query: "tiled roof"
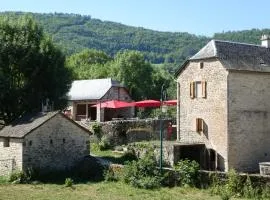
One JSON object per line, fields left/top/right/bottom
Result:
{"left": 67, "top": 78, "right": 124, "bottom": 101}
{"left": 0, "top": 111, "right": 59, "bottom": 138}
{"left": 176, "top": 39, "right": 270, "bottom": 75}
{"left": 191, "top": 40, "right": 270, "bottom": 72}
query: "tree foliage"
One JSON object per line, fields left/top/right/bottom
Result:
{"left": 66, "top": 49, "right": 174, "bottom": 101}
{"left": 0, "top": 12, "right": 209, "bottom": 72}
{"left": 110, "top": 51, "right": 154, "bottom": 100}
{"left": 66, "top": 49, "right": 112, "bottom": 79}
{"left": 0, "top": 15, "right": 72, "bottom": 123}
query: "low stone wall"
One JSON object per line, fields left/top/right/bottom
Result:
{"left": 127, "top": 142, "right": 181, "bottom": 167}
{"left": 199, "top": 170, "right": 270, "bottom": 188}
{"left": 99, "top": 119, "right": 174, "bottom": 146}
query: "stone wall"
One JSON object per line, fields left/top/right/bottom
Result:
{"left": 0, "top": 138, "right": 23, "bottom": 175}
{"left": 128, "top": 142, "right": 176, "bottom": 167}
{"left": 228, "top": 71, "right": 270, "bottom": 172}
{"left": 98, "top": 119, "right": 173, "bottom": 146}
{"left": 23, "top": 114, "right": 90, "bottom": 172}
{"left": 177, "top": 59, "right": 229, "bottom": 171}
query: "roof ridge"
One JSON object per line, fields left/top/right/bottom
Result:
{"left": 212, "top": 39, "right": 262, "bottom": 48}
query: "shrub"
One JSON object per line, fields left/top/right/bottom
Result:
{"left": 174, "top": 159, "right": 200, "bottom": 187}
{"left": 104, "top": 165, "right": 123, "bottom": 182}
{"left": 261, "top": 184, "right": 270, "bottom": 199}
{"left": 121, "top": 150, "right": 137, "bottom": 163}
{"left": 161, "top": 170, "right": 178, "bottom": 187}
{"left": 122, "top": 149, "right": 161, "bottom": 189}
{"left": 8, "top": 170, "right": 31, "bottom": 183}
{"left": 91, "top": 123, "right": 102, "bottom": 140}
{"left": 64, "top": 178, "right": 73, "bottom": 187}
{"left": 224, "top": 169, "right": 242, "bottom": 197}
{"left": 91, "top": 142, "right": 101, "bottom": 152}
{"left": 209, "top": 173, "right": 223, "bottom": 195}
{"left": 99, "top": 135, "right": 112, "bottom": 150}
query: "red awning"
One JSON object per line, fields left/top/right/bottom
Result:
{"left": 92, "top": 100, "right": 135, "bottom": 109}
{"left": 164, "top": 100, "right": 177, "bottom": 106}
{"left": 135, "top": 100, "right": 161, "bottom": 108}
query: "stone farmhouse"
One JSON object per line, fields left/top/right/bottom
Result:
{"left": 0, "top": 111, "right": 91, "bottom": 175}
{"left": 175, "top": 35, "right": 270, "bottom": 172}
{"left": 68, "top": 78, "right": 134, "bottom": 122}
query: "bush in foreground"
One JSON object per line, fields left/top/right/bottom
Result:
{"left": 174, "top": 159, "right": 200, "bottom": 187}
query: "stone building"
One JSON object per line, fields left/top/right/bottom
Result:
{"left": 175, "top": 36, "right": 270, "bottom": 172}
{"left": 67, "top": 78, "right": 134, "bottom": 122}
{"left": 0, "top": 111, "right": 91, "bottom": 175}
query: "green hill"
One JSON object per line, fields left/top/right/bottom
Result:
{"left": 1, "top": 12, "right": 269, "bottom": 68}
{"left": 0, "top": 12, "right": 209, "bottom": 66}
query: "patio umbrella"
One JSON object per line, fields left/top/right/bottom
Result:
{"left": 93, "top": 100, "right": 135, "bottom": 109}
{"left": 135, "top": 100, "right": 161, "bottom": 107}
{"left": 163, "top": 100, "right": 177, "bottom": 106}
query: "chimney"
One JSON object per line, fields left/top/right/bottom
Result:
{"left": 261, "top": 35, "right": 270, "bottom": 48}
{"left": 41, "top": 98, "right": 54, "bottom": 112}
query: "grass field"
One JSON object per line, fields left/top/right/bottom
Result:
{"left": 0, "top": 181, "right": 225, "bottom": 200}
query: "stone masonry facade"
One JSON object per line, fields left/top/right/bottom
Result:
{"left": 0, "top": 138, "right": 23, "bottom": 175}
{"left": 23, "top": 114, "right": 90, "bottom": 172}
{"left": 228, "top": 71, "right": 270, "bottom": 172}
{"left": 177, "top": 59, "right": 229, "bottom": 171}
{"left": 0, "top": 113, "right": 90, "bottom": 175}
{"left": 178, "top": 58, "right": 270, "bottom": 172}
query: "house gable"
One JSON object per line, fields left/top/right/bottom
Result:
{"left": 22, "top": 113, "right": 90, "bottom": 171}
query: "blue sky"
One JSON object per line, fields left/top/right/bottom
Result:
{"left": 0, "top": 0, "right": 269, "bottom": 36}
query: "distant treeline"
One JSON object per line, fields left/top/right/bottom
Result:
{"left": 0, "top": 11, "right": 269, "bottom": 71}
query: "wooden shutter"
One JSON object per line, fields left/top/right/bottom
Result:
{"left": 190, "top": 82, "right": 195, "bottom": 99}
{"left": 202, "top": 81, "right": 207, "bottom": 98}
{"left": 196, "top": 118, "right": 203, "bottom": 133}
{"left": 196, "top": 118, "right": 200, "bottom": 132}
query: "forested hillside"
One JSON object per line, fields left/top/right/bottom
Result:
{"left": 0, "top": 12, "right": 209, "bottom": 67}
{"left": 1, "top": 12, "right": 269, "bottom": 68}
{"left": 213, "top": 29, "right": 270, "bottom": 45}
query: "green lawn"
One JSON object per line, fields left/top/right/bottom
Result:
{"left": 0, "top": 181, "right": 227, "bottom": 200}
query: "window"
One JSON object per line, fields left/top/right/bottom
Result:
{"left": 3, "top": 138, "right": 10, "bottom": 147}
{"left": 196, "top": 118, "right": 204, "bottom": 133}
{"left": 50, "top": 139, "right": 53, "bottom": 145}
{"left": 190, "top": 81, "right": 207, "bottom": 99}
{"left": 63, "top": 138, "right": 66, "bottom": 144}
{"left": 29, "top": 141, "right": 32, "bottom": 146}
{"left": 199, "top": 62, "right": 204, "bottom": 69}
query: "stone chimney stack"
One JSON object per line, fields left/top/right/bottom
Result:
{"left": 41, "top": 98, "right": 54, "bottom": 112}
{"left": 261, "top": 35, "right": 270, "bottom": 48}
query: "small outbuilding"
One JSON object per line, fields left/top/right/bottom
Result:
{"left": 0, "top": 111, "right": 91, "bottom": 176}
{"left": 67, "top": 78, "right": 134, "bottom": 122}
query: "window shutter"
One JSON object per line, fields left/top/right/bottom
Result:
{"left": 196, "top": 118, "right": 203, "bottom": 133}
{"left": 202, "top": 81, "right": 207, "bottom": 98}
{"left": 200, "top": 118, "right": 204, "bottom": 132}
{"left": 196, "top": 118, "right": 199, "bottom": 132}
{"left": 190, "top": 82, "right": 195, "bottom": 99}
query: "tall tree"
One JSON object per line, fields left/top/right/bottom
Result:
{"left": 110, "top": 50, "right": 153, "bottom": 100}
{"left": 66, "top": 49, "right": 112, "bottom": 79}
{"left": 0, "top": 15, "right": 72, "bottom": 123}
